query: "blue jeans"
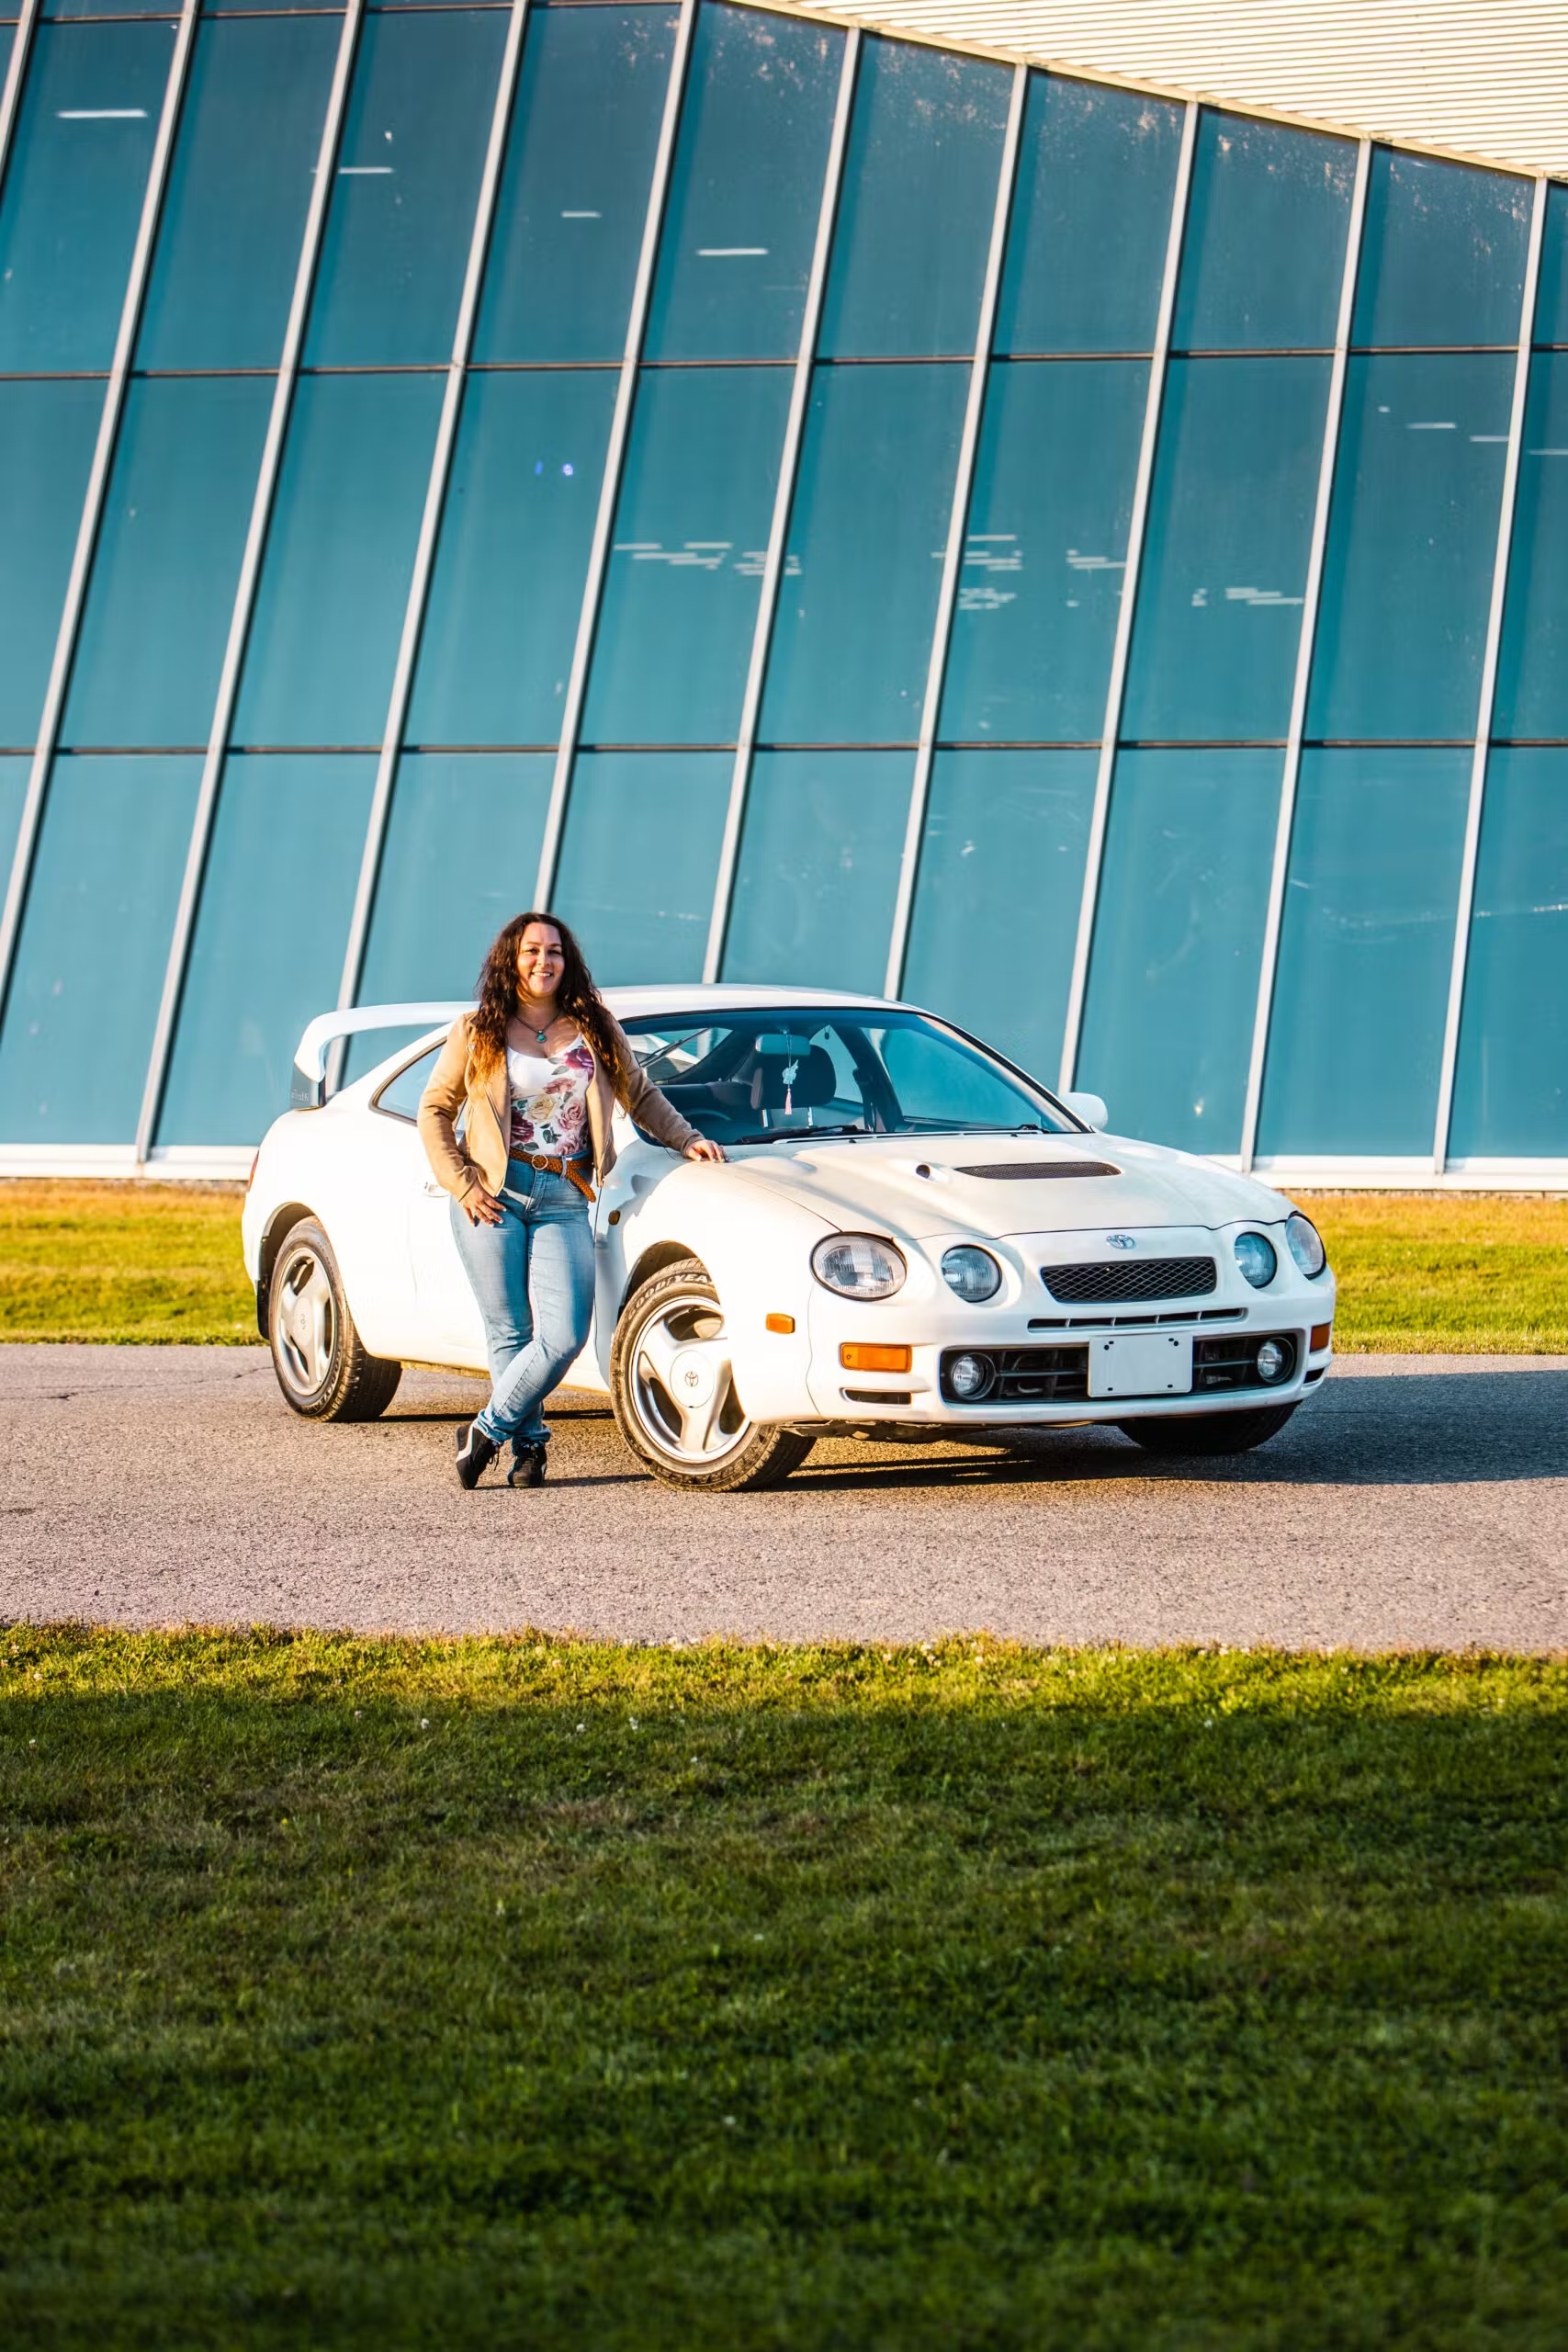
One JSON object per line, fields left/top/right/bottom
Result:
{"left": 450, "top": 1158, "right": 594, "bottom": 1448}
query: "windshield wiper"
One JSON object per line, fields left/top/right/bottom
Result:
{"left": 728, "top": 1123, "right": 871, "bottom": 1146}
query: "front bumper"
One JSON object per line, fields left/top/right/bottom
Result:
{"left": 800, "top": 1250, "right": 1335, "bottom": 1428}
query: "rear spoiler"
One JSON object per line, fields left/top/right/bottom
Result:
{"left": 291, "top": 1002, "right": 472, "bottom": 1108}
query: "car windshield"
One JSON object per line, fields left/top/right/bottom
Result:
{"left": 619, "top": 1007, "right": 1077, "bottom": 1147}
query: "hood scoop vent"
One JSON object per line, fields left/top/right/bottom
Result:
{"left": 955, "top": 1159, "right": 1122, "bottom": 1181}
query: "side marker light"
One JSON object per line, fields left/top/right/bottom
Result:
{"left": 765, "top": 1313, "right": 795, "bottom": 1334}
{"left": 840, "top": 1342, "right": 911, "bottom": 1373}
{"left": 1310, "top": 1322, "right": 1332, "bottom": 1351}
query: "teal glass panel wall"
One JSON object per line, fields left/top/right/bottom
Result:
{"left": 1258, "top": 749, "right": 1471, "bottom": 1157}
{"left": 1353, "top": 150, "right": 1529, "bottom": 350}
{"left": 1122, "top": 356, "right": 1328, "bottom": 742}
{"left": 136, "top": 15, "right": 338, "bottom": 370}
{"left": 996, "top": 74, "right": 1182, "bottom": 355}
{"left": 158, "top": 755, "right": 378, "bottom": 1146}
{"left": 554, "top": 752, "right": 731, "bottom": 984}
{"left": 1537, "top": 183, "right": 1568, "bottom": 345}
{"left": 940, "top": 359, "right": 1146, "bottom": 743}
{"left": 1452, "top": 753, "right": 1568, "bottom": 1159}
{"left": 409, "top": 368, "right": 616, "bottom": 747}
{"left": 643, "top": 3, "right": 840, "bottom": 362}
{"left": 583, "top": 366, "right": 791, "bottom": 743}
{"left": 0, "top": 763, "right": 27, "bottom": 880}
{"left": 0, "top": 756, "right": 198, "bottom": 1142}
{"left": 761, "top": 364, "right": 965, "bottom": 742}
{"left": 817, "top": 37, "right": 1010, "bottom": 358}
{"left": 0, "top": 22, "right": 169, "bottom": 370}
{"left": 1077, "top": 751, "right": 1280, "bottom": 1154}
{"left": 1173, "top": 114, "right": 1355, "bottom": 353}
{"left": 902, "top": 750, "right": 1096, "bottom": 1084}
{"left": 474, "top": 6, "right": 677, "bottom": 364}
{"left": 304, "top": 8, "right": 509, "bottom": 367}
{"left": 233, "top": 373, "right": 443, "bottom": 746}
{"left": 62, "top": 377, "right": 272, "bottom": 748}
{"left": 0, "top": 381, "right": 101, "bottom": 748}
{"left": 0, "top": 5, "right": 1565, "bottom": 1166}
{"left": 1307, "top": 355, "right": 1512, "bottom": 740}
{"left": 723, "top": 750, "right": 912, "bottom": 994}
{"left": 1493, "top": 354, "right": 1568, "bottom": 740}
{"left": 359, "top": 753, "right": 556, "bottom": 1005}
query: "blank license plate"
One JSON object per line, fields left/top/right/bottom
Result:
{"left": 1088, "top": 1331, "right": 1193, "bottom": 1399}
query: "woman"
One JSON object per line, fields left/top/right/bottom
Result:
{"left": 419, "top": 911, "right": 723, "bottom": 1488}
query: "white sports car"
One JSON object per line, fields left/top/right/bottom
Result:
{"left": 242, "top": 986, "right": 1335, "bottom": 1490}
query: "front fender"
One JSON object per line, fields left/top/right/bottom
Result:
{"left": 603, "top": 1158, "right": 837, "bottom": 1423}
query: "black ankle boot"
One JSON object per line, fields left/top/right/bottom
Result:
{"left": 508, "top": 1442, "right": 547, "bottom": 1489}
{"left": 455, "top": 1422, "right": 499, "bottom": 1489}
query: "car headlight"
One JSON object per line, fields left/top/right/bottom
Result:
{"left": 811, "top": 1233, "right": 906, "bottom": 1301}
{"left": 1285, "top": 1212, "right": 1327, "bottom": 1278}
{"left": 941, "top": 1244, "right": 1001, "bottom": 1303}
{"left": 1234, "top": 1231, "right": 1278, "bottom": 1289}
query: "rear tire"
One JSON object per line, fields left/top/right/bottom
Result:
{"left": 610, "top": 1255, "right": 814, "bottom": 1491}
{"left": 267, "top": 1217, "right": 401, "bottom": 1423}
{"left": 1117, "top": 1402, "right": 1296, "bottom": 1456}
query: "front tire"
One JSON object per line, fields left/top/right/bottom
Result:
{"left": 267, "top": 1217, "right": 401, "bottom": 1423}
{"left": 1117, "top": 1402, "right": 1296, "bottom": 1456}
{"left": 610, "top": 1255, "right": 814, "bottom": 1491}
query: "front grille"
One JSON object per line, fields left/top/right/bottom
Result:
{"left": 941, "top": 1346, "right": 1089, "bottom": 1404}
{"left": 1041, "top": 1254, "right": 1216, "bottom": 1305}
{"left": 956, "top": 1159, "right": 1121, "bottom": 1181}
{"left": 1193, "top": 1332, "right": 1297, "bottom": 1393}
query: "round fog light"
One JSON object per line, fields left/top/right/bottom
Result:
{"left": 949, "top": 1351, "right": 994, "bottom": 1400}
{"left": 1255, "top": 1338, "right": 1289, "bottom": 1385}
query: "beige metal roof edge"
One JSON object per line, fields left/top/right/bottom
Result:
{"left": 731, "top": 0, "right": 1563, "bottom": 183}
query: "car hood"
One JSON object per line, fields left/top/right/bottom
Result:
{"left": 724, "top": 1129, "right": 1294, "bottom": 1241}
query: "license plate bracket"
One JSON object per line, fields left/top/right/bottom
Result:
{"left": 1088, "top": 1330, "right": 1193, "bottom": 1398}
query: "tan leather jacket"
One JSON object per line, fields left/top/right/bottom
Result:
{"left": 417, "top": 1010, "right": 699, "bottom": 1206}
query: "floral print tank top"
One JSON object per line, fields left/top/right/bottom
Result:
{"left": 506, "top": 1035, "right": 594, "bottom": 1160}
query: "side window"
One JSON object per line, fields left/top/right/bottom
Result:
{"left": 372, "top": 1041, "right": 441, "bottom": 1124}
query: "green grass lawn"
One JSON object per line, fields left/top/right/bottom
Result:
{"left": 2, "top": 1632, "right": 1563, "bottom": 2348}
{"left": 6, "top": 1178, "right": 1568, "bottom": 1351}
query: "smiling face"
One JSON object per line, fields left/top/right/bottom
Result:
{"left": 515, "top": 921, "right": 565, "bottom": 1005}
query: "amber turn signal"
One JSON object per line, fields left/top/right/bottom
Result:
{"left": 765, "top": 1313, "right": 795, "bottom": 1334}
{"left": 839, "top": 1342, "right": 912, "bottom": 1373}
{"left": 1310, "top": 1322, "right": 1332, "bottom": 1351}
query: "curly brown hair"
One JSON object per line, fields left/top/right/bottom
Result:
{"left": 469, "top": 911, "right": 624, "bottom": 1082}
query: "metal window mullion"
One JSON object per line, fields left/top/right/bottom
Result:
{"left": 332, "top": 0, "right": 530, "bottom": 1055}
{"left": 702, "top": 25, "right": 858, "bottom": 986}
{"left": 0, "top": 0, "right": 198, "bottom": 1046}
{"left": 0, "top": 0, "right": 40, "bottom": 210}
{"left": 1056, "top": 97, "right": 1197, "bottom": 1096}
{"left": 133, "top": 0, "right": 365, "bottom": 1163}
{"left": 1238, "top": 138, "right": 1371, "bottom": 1173}
{"left": 1430, "top": 173, "right": 1549, "bottom": 1175}
{"left": 883, "top": 63, "right": 1025, "bottom": 1004}
{"left": 532, "top": 0, "right": 696, "bottom": 910}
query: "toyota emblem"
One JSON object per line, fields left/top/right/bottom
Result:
{"left": 1107, "top": 1233, "right": 1136, "bottom": 1250}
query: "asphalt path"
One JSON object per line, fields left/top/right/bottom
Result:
{"left": 2, "top": 1345, "right": 1564, "bottom": 1650}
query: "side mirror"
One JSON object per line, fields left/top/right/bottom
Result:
{"left": 1063, "top": 1090, "right": 1108, "bottom": 1131}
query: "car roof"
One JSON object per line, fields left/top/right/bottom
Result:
{"left": 316, "top": 985, "right": 922, "bottom": 1101}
